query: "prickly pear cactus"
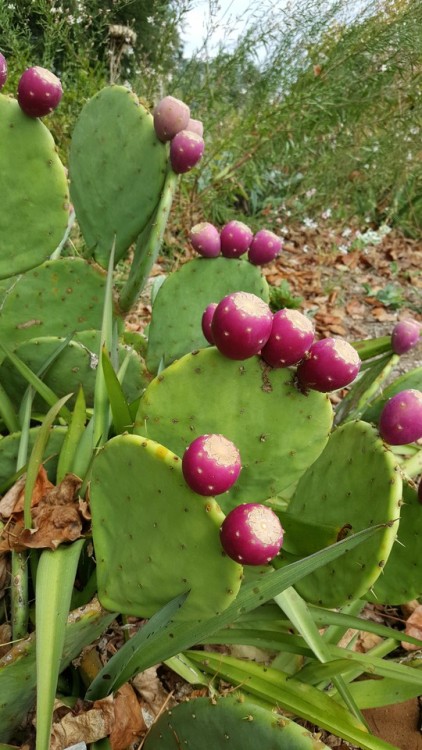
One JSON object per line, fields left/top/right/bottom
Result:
{"left": 0, "top": 598, "right": 115, "bottom": 742}
{"left": 0, "top": 331, "right": 145, "bottom": 409}
{"left": 69, "top": 85, "right": 168, "bottom": 267}
{"left": 136, "top": 349, "right": 333, "bottom": 512}
{"left": 89, "top": 433, "right": 242, "bottom": 621}
{"left": 146, "top": 257, "right": 269, "bottom": 373}
{"left": 283, "top": 420, "right": 402, "bottom": 607}
{"left": 361, "top": 366, "right": 422, "bottom": 424}
{"left": 0, "top": 258, "right": 108, "bottom": 353}
{"left": 0, "top": 94, "right": 69, "bottom": 279}
{"left": 367, "top": 482, "right": 422, "bottom": 604}
{"left": 143, "top": 693, "right": 330, "bottom": 750}
{"left": 0, "top": 426, "right": 67, "bottom": 484}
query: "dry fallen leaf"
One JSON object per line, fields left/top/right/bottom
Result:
{"left": 50, "top": 696, "right": 115, "bottom": 750}
{"left": 401, "top": 604, "right": 422, "bottom": 652}
{"left": 110, "top": 684, "right": 146, "bottom": 750}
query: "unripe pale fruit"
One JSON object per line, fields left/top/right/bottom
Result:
{"left": 220, "top": 220, "right": 253, "bottom": 258}
{"left": 186, "top": 117, "right": 204, "bottom": 137}
{"left": 296, "top": 337, "right": 361, "bottom": 392}
{"left": 153, "top": 95, "right": 190, "bottom": 142}
{"left": 17, "top": 66, "right": 63, "bottom": 117}
{"left": 211, "top": 291, "right": 273, "bottom": 360}
{"left": 261, "top": 309, "right": 315, "bottom": 367}
{"left": 170, "top": 130, "right": 205, "bottom": 174}
{"left": 0, "top": 53, "right": 7, "bottom": 90}
{"left": 182, "top": 434, "right": 241, "bottom": 496}
{"left": 189, "top": 222, "right": 220, "bottom": 258}
{"left": 220, "top": 503, "right": 284, "bottom": 565}
{"left": 379, "top": 389, "right": 422, "bottom": 445}
{"left": 202, "top": 303, "right": 218, "bottom": 344}
{"left": 391, "top": 320, "right": 421, "bottom": 355}
{"left": 248, "top": 229, "right": 283, "bottom": 265}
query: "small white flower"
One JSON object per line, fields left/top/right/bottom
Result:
{"left": 321, "top": 208, "right": 332, "bottom": 219}
{"left": 302, "top": 217, "right": 318, "bottom": 229}
{"left": 338, "top": 244, "right": 349, "bottom": 254}
{"left": 146, "top": 15, "right": 154, "bottom": 23}
{"left": 305, "top": 188, "right": 317, "bottom": 198}
{"left": 341, "top": 227, "right": 352, "bottom": 237}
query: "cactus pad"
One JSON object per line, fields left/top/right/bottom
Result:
{"left": 89, "top": 433, "right": 242, "bottom": 621}
{"left": 0, "top": 94, "right": 69, "bottom": 279}
{"left": 69, "top": 85, "right": 168, "bottom": 267}
{"left": 146, "top": 257, "right": 269, "bottom": 373}
{"left": 0, "top": 426, "right": 67, "bottom": 485}
{"left": 143, "top": 693, "right": 330, "bottom": 750}
{"left": 0, "top": 258, "right": 107, "bottom": 352}
{"left": 136, "top": 349, "right": 333, "bottom": 512}
{"left": 285, "top": 420, "right": 402, "bottom": 607}
{"left": 368, "top": 482, "right": 422, "bottom": 604}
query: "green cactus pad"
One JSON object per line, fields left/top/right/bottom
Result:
{"left": 146, "top": 257, "right": 270, "bottom": 373}
{"left": 0, "top": 258, "right": 107, "bottom": 352}
{"left": 285, "top": 421, "right": 402, "bottom": 607}
{"left": 135, "top": 349, "right": 333, "bottom": 512}
{"left": 0, "top": 331, "right": 145, "bottom": 410}
{"left": 0, "top": 94, "right": 69, "bottom": 280}
{"left": 368, "top": 482, "right": 422, "bottom": 604}
{"left": 90, "top": 433, "right": 242, "bottom": 621}
{"left": 0, "top": 426, "right": 67, "bottom": 485}
{"left": 69, "top": 85, "right": 168, "bottom": 267}
{"left": 143, "top": 693, "right": 330, "bottom": 750}
{"left": 0, "top": 599, "right": 115, "bottom": 742}
{"left": 361, "top": 366, "right": 422, "bottom": 424}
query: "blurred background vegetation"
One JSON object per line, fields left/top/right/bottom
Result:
{"left": 0, "top": 0, "right": 421, "bottom": 238}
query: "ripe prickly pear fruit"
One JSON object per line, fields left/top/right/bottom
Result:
{"left": 189, "top": 222, "right": 221, "bottom": 258}
{"left": 261, "top": 309, "right": 315, "bottom": 367}
{"left": 248, "top": 229, "right": 283, "bottom": 265}
{"left": 153, "top": 95, "right": 190, "bottom": 142}
{"left": 17, "top": 66, "right": 63, "bottom": 117}
{"left": 220, "top": 503, "right": 284, "bottom": 564}
{"left": 211, "top": 291, "right": 273, "bottom": 360}
{"left": 0, "top": 53, "right": 7, "bottom": 90}
{"left": 296, "top": 337, "right": 361, "bottom": 392}
{"left": 202, "top": 303, "right": 218, "bottom": 344}
{"left": 170, "top": 130, "right": 205, "bottom": 174}
{"left": 182, "top": 434, "right": 241, "bottom": 496}
{"left": 379, "top": 389, "right": 422, "bottom": 445}
{"left": 391, "top": 319, "right": 421, "bottom": 355}
{"left": 186, "top": 117, "right": 204, "bottom": 136}
{"left": 220, "top": 220, "right": 253, "bottom": 258}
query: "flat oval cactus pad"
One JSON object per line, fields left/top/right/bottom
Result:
{"left": 90, "top": 433, "right": 242, "bottom": 621}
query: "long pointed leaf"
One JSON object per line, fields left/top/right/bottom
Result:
{"left": 101, "top": 349, "right": 132, "bottom": 435}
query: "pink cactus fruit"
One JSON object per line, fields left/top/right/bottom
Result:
{"left": 153, "top": 95, "right": 190, "bottom": 142}
{"left": 261, "top": 309, "right": 315, "bottom": 368}
{"left": 211, "top": 291, "right": 273, "bottom": 360}
{"left": 248, "top": 229, "right": 283, "bottom": 265}
{"left": 182, "top": 434, "right": 241, "bottom": 496}
{"left": 391, "top": 319, "right": 421, "bottom": 355}
{"left": 296, "top": 337, "right": 361, "bottom": 392}
{"left": 220, "top": 220, "right": 253, "bottom": 258}
{"left": 17, "top": 66, "right": 63, "bottom": 118}
{"left": 170, "top": 130, "right": 205, "bottom": 174}
{"left": 189, "top": 222, "right": 221, "bottom": 258}
{"left": 186, "top": 117, "right": 204, "bottom": 137}
{"left": 0, "top": 53, "right": 7, "bottom": 90}
{"left": 220, "top": 503, "right": 284, "bottom": 565}
{"left": 379, "top": 389, "right": 422, "bottom": 446}
{"left": 202, "top": 303, "right": 218, "bottom": 345}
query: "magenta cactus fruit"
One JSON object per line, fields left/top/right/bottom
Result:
{"left": 379, "top": 389, "right": 422, "bottom": 446}
{"left": 186, "top": 117, "right": 204, "bottom": 137}
{"left": 220, "top": 503, "right": 284, "bottom": 565}
{"left": 220, "top": 220, "right": 253, "bottom": 258}
{"left": 211, "top": 291, "right": 273, "bottom": 360}
{"left": 202, "top": 303, "right": 218, "bottom": 344}
{"left": 248, "top": 229, "right": 283, "bottom": 265}
{"left": 296, "top": 337, "right": 361, "bottom": 392}
{"left": 17, "top": 66, "right": 63, "bottom": 117}
{"left": 153, "top": 95, "right": 190, "bottom": 142}
{"left": 261, "top": 309, "right": 315, "bottom": 367}
{"left": 170, "top": 130, "right": 205, "bottom": 174}
{"left": 189, "top": 222, "right": 221, "bottom": 258}
{"left": 0, "top": 53, "right": 7, "bottom": 90}
{"left": 391, "top": 319, "right": 420, "bottom": 355}
{"left": 182, "top": 434, "right": 241, "bottom": 496}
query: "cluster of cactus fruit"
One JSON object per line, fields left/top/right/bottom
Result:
{"left": 0, "top": 51, "right": 422, "bottom": 750}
